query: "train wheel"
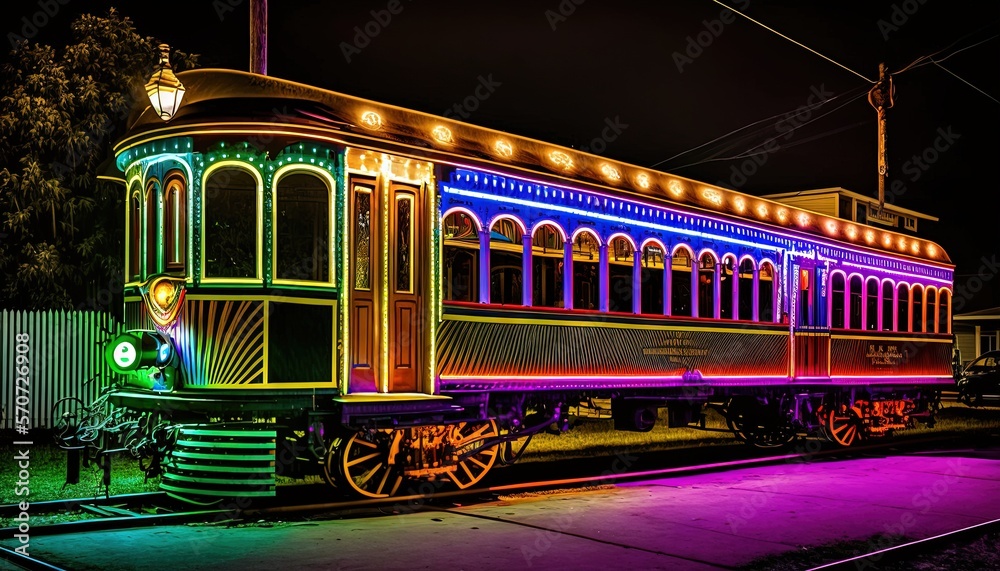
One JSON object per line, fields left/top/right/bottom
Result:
{"left": 446, "top": 420, "right": 500, "bottom": 489}
{"left": 826, "top": 407, "right": 862, "bottom": 447}
{"left": 338, "top": 429, "right": 405, "bottom": 498}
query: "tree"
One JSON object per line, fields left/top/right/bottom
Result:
{"left": 0, "top": 9, "right": 197, "bottom": 312}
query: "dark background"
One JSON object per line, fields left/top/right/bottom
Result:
{"left": 4, "top": 0, "right": 998, "bottom": 309}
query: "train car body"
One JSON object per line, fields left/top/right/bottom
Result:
{"left": 95, "top": 69, "right": 955, "bottom": 498}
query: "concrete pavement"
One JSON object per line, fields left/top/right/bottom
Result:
{"left": 6, "top": 449, "right": 1000, "bottom": 570}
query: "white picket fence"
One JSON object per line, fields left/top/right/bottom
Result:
{"left": 2, "top": 309, "right": 123, "bottom": 429}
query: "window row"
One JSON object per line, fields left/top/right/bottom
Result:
{"left": 441, "top": 211, "right": 778, "bottom": 323}
{"left": 127, "top": 166, "right": 333, "bottom": 284}
{"left": 828, "top": 273, "right": 951, "bottom": 334}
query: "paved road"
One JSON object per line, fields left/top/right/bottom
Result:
{"left": 6, "top": 443, "right": 1000, "bottom": 570}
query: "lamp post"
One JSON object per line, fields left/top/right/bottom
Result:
{"left": 145, "top": 43, "right": 185, "bottom": 121}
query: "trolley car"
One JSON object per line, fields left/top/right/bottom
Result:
{"left": 95, "top": 67, "right": 955, "bottom": 499}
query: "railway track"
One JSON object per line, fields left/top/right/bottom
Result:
{"left": 805, "top": 518, "right": 1000, "bottom": 570}
{"left": 2, "top": 432, "right": 996, "bottom": 570}
{"left": 2, "top": 432, "right": 984, "bottom": 537}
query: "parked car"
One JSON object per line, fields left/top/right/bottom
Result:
{"left": 956, "top": 350, "right": 1000, "bottom": 406}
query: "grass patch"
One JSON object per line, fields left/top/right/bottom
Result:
{"left": 521, "top": 405, "right": 738, "bottom": 463}
{"left": 741, "top": 531, "right": 1000, "bottom": 570}
{"left": 0, "top": 436, "right": 159, "bottom": 505}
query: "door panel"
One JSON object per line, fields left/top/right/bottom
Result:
{"left": 349, "top": 181, "right": 377, "bottom": 391}
{"left": 390, "top": 186, "right": 421, "bottom": 392}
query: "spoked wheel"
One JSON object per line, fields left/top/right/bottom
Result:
{"left": 826, "top": 406, "right": 863, "bottom": 447}
{"left": 446, "top": 420, "right": 500, "bottom": 489}
{"left": 51, "top": 397, "right": 87, "bottom": 448}
{"left": 337, "top": 429, "right": 405, "bottom": 498}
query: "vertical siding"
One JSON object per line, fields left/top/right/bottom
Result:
{"left": 1, "top": 309, "right": 123, "bottom": 429}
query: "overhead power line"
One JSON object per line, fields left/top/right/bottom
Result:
{"left": 709, "top": 0, "right": 875, "bottom": 83}
{"left": 933, "top": 61, "right": 1000, "bottom": 105}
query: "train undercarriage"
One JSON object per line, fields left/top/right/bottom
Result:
{"left": 55, "top": 386, "right": 940, "bottom": 500}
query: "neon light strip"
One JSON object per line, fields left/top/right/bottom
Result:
{"left": 115, "top": 126, "right": 949, "bottom": 268}
{"left": 439, "top": 375, "right": 787, "bottom": 381}
{"left": 445, "top": 186, "right": 770, "bottom": 252}
{"left": 445, "top": 170, "right": 952, "bottom": 273}
{"left": 447, "top": 184, "right": 950, "bottom": 286}
{"left": 840, "top": 260, "right": 952, "bottom": 286}
{"left": 445, "top": 164, "right": 952, "bottom": 268}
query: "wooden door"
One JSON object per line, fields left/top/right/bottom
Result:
{"left": 388, "top": 184, "right": 422, "bottom": 392}
{"left": 348, "top": 180, "right": 378, "bottom": 392}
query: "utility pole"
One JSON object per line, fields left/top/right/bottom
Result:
{"left": 250, "top": 0, "right": 267, "bottom": 75}
{"left": 868, "top": 62, "right": 895, "bottom": 211}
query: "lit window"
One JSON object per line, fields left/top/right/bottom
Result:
{"left": 274, "top": 172, "right": 330, "bottom": 282}
{"left": 204, "top": 168, "right": 258, "bottom": 279}
{"left": 163, "top": 175, "right": 186, "bottom": 274}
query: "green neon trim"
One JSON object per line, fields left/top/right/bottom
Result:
{"left": 175, "top": 439, "right": 275, "bottom": 449}
{"left": 173, "top": 463, "right": 273, "bottom": 473}
{"left": 179, "top": 429, "right": 277, "bottom": 437}
{"left": 160, "top": 483, "right": 275, "bottom": 497}
{"left": 172, "top": 451, "right": 274, "bottom": 461}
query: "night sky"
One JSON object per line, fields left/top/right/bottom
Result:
{"left": 4, "top": 0, "right": 999, "bottom": 309}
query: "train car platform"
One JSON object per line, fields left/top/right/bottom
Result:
{"left": 7, "top": 445, "right": 1000, "bottom": 570}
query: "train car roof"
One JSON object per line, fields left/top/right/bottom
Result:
{"left": 113, "top": 68, "right": 952, "bottom": 267}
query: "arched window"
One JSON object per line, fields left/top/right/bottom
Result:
{"left": 720, "top": 255, "right": 736, "bottom": 320}
{"left": 489, "top": 217, "right": 523, "bottom": 305}
{"left": 275, "top": 172, "right": 330, "bottom": 282}
{"left": 608, "top": 236, "right": 633, "bottom": 313}
{"left": 926, "top": 286, "right": 938, "bottom": 333}
{"left": 532, "top": 223, "right": 564, "bottom": 308}
{"left": 738, "top": 259, "right": 754, "bottom": 321}
{"left": 641, "top": 243, "right": 665, "bottom": 315}
{"left": 145, "top": 181, "right": 160, "bottom": 276}
{"left": 573, "top": 230, "right": 601, "bottom": 311}
{"left": 698, "top": 252, "right": 716, "bottom": 319}
{"left": 896, "top": 283, "right": 910, "bottom": 332}
{"left": 443, "top": 211, "right": 479, "bottom": 302}
{"left": 830, "top": 273, "right": 846, "bottom": 328}
{"left": 865, "top": 278, "right": 879, "bottom": 330}
{"left": 204, "top": 167, "right": 258, "bottom": 279}
{"left": 758, "top": 261, "right": 774, "bottom": 322}
{"left": 912, "top": 284, "right": 924, "bottom": 332}
{"left": 881, "top": 281, "right": 894, "bottom": 331}
{"left": 938, "top": 290, "right": 951, "bottom": 334}
{"left": 848, "top": 276, "right": 863, "bottom": 329}
{"left": 671, "top": 247, "right": 693, "bottom": 317}
{"left": 163, "top": 174, "right": 186, "bottom": 273}
{"left": 128, "top": 185, "right": 141, "bottom": 282}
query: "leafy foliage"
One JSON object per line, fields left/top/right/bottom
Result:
{"left": 0, "top": 9, "right": 196, "bottom": 311}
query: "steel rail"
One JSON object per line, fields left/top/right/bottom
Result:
{"left": 805, "top": 517, "right": 1000, "bottom": 570}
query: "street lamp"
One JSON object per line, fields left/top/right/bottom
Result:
{"left": 145, "top": 43, "right": 185, "bottom": 121}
